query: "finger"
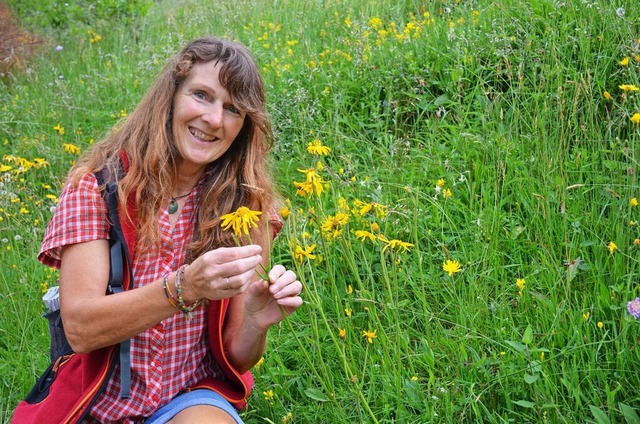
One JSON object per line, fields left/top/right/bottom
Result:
{"left": 268, "top": 264, "right": 286, "bottom": 282}
{"left": 271, "top": 280, "right": 302, "bottom": 300}
{"left": 209, "top": 245, "right": 262, "bottom": 266}
{"left": 269, "top": 269, "right": 297, "bottom": 291}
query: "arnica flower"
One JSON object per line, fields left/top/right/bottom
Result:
{"left": 608, "top": 241, "right": 618, "bottom": 254}
{"left": 321, "top": 212, "right": 349, "bottom": 240}
{"left": 620, "top": 57, "right": 630, "bottom": 66}
{"left": 63, "top": 143, "right": 80, "bottom": 155}
{"left": 443, "top": 259, "right": 462, "bottom": 276}
{"left": 220, "top": 206, "right": 262, "bottom": 236}
{"left": 378, "top": 235, "right": 414, "bottom": 253}
{"left": 627, "top": 297, "right": 640, "bottom": 319}
{"left": 294, "top": 244, "right": 317, "bottom": 262}
{"left": 53, "top": 124, "right": 65, "bottom": 135}
{"left": 631, "top": 113, "right": 640, "bottom": 125}
{"left": 619, "top": 84, "right": 640, "bottom": 92}
{"left": 262, "top": 389, "right": 274, "bottom": 402}
{"left": 279, "top": 206, "right": 290, "bottom": 219}
{"left": 362, "top": 329, "right": 377, "bottom": 344}
{"left": 307, "top": 139, "right": 331, "bottom": 155}
{"left": 293, "top": 167, "right": 325, "bottom": 197}
{"left": 355, "top": 230, "right": 376, "bottom": 242}
{"left": 631, "top": 197, "right": 638, "bottom": 208}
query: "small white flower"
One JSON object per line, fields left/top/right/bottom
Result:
{"left": 14, "top": 235, "right": 22, "bottom": 241}
{"left": 55, "top": 45, "right": 63, "bottom": 51}
{"left": 616, "top": 7, "right": 625, "bottom": 18}
{"left": 1, "top": 238, "right": 8, "bottom": 243}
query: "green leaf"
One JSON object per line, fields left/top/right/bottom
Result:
{"left": 524, "top": 373, "right": 539, "bottom": 384}
{"left": 505, "top": 340, "right": 528, "bottom": 353}
{"left": 590, "top": 405, "right": 611, "bottom": 424}
{"left": 513, "top": 400, "right": 535, "bottom": 408}
{"left": 522, "top": 325, "right": 534, "bottom": 345}
{"left": 304, "top": 388, "right": 329, "bottom": 402}
{"left": 619, "top": 403, "right": 640, "bottom": 424}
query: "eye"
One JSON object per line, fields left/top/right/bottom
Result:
{"left": 225, "top": 104, "right": 242, "bottom": 116}
{"left": 193, "top": 90, "right": 207, "bottom": 100}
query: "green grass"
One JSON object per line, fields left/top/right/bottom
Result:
{"left": 2, "top": 0, "right": 640, "bottom": 422}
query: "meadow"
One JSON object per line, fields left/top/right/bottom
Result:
{"left": 1, "top": 0, "right": 640, "bottom": 422}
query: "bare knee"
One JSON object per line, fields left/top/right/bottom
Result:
{"left": 167, "top": 405, "right": 238, "bottom": 424}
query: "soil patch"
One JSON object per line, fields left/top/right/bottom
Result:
{"left": 0, "top": 2, "right": 45, "bottom": 78}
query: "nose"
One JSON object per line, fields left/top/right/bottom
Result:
{"left": 202, "top": 102, "right": 223, "bottom": 129}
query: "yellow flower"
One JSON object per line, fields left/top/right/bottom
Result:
{"left": 362, "top": 329, "right": 377, "bottom": 343}
{"left": 279, "top": 206, "right": 290, "bottom": 219}
{"left": 321, "top": 212, "right": 349, "bottom": 240}
{"left": 307, "top": 139, "right": 331, "bottom": 155}
{"left": 631, "top": 113, "right": 640, "bottom": 125}
{"left": 88, "top": 30, "right": 102, "bottom": 43}
{"left": 254, "top": 357, "right": 265, "bottom": 369}
{"left": 355, "top": 230, "right": 376, "bottom": 242}
{"left": 294, "top": 244, "right": 317, "bottom": 262}
{"left": 339, "top": 328, "right": 346, "bottom": 339}
{"left": 347, "top": 284, "right": 353, "bottom": 294}
{"left": 0, "top": 164, "right": 12, "bottom": 172}
{"left": 63, "top": 143, "right": 80, "bottom": 155}
{"left": 620, "top": 57, "right": 630, "bottom": 66}
{"left": 293, "top": 167, "right": 325, "bottom": 197}
{"left": 219, "top": 206, "right": 263, "bottom": 236}
{"left": 597, "top": 321, "right": 603, "bottom": 329}
{"left": 631, "top": 197, "right": 638, "bottom": 207}
{"left": 436, "top": 178, "right": 445, "bottom": 187}
{"left": 608, "top": 241, "right": 618, "bottom": 254}
{"left": 516, "top": 278, "right": 526, "bottom": 292}
{"left": 634, "top": 239, "right": 640, "bottom": 246}
{"left": 619, "top": 84, "right": 640, "bottom": 92}
{"left": 604, "top": 91, "right": 612, "bottom": 100}
{"left": 344, "top": 307, "right": 352, "bottom": 317}
{"left": 262, "top": 389, "right": 274, "bottom": 402}
{"left": 582, "top": 311, "right": 590, "bottom": 321}
{"left": 442, "top": 188, "right": 452, "bottom": 198}
{"left": 443, "top": 259, "right": 462, "bottom": 276}
{"left": 378, "top": 235, "right": 414, "bottom": 253}
{"left": 283, "top": 412, "right": 293, "bottom": 423}
{"left": 53, "top": 124, "right": 65, "bottom": 135}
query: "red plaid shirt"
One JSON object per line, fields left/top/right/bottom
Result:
{"left": 39, "top": 173, "right": 222, "bottom": 423}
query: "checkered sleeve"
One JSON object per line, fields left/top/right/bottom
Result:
{"left": 38, "top": 172, "right": 109, "bottom": 269}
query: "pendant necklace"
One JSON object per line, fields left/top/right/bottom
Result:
{"left": 167, "top": 191, "right": 192, "bottom": 215}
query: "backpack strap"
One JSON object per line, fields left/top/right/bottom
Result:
{"left": 95, "top": 164, "right": 133, "bottom": 399}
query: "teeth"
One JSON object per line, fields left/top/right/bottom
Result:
{"left": 190, "top": 128, "right": 216, "bottom": 142}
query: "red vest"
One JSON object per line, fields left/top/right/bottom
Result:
{"left": 11, "top": 174, "right": 261, "bottom": 423}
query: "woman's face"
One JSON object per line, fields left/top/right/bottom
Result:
{"left": 172, "top": 60, "right": 246, "bottom": 177}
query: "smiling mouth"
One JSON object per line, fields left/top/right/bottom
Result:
{"left": 190, "top": 127, "right": 218, "bottom": 142}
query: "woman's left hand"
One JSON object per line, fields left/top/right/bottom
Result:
{"left": 244, "top": 264, "right": 303, "bottom": 330}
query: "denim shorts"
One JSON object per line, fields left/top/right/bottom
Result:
{"left": 145, "top": 389, "right": 243, "bottom": 423}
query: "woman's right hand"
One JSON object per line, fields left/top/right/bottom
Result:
{"left": 181, "top": 244, "right": 263, "bottom": 302}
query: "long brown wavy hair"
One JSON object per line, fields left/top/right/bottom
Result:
{"left": 68, "top": 37, "right": 275, "bottom": 260}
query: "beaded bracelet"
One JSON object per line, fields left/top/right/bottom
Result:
{"left": 162, "top": 276, "right": 178, "bottom": 309}
{"left": 174, "top": 264, "right": 201, "bottom": 319}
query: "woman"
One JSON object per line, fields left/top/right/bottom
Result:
{"left": 37, "top": 37, "right": 302, "bottom": 423}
